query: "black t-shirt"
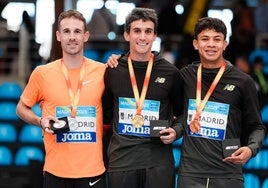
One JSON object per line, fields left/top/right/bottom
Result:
{"left": 178, "top": 61, "right": 265, "bottom": 179}
{"left": 102, "top": 51, "right": 184, "bottom": 172}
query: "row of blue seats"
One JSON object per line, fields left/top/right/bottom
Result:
{"left": 0, "top": 101, "right": 42, "bottom": 121}
{"left": 0, "top": 123, "right": 44, "bottom": 166}
{"left": 0, "top": 145, "right": 44, "bottom": 166}
{"left": 244, "top": 149, "right": 268, "bottom": 170}
{"left": 244, "top": 173, "right": 268, "bottom": 188}
{"left": 0, "top": 123, "right": 43, "bottom": 143}
{"left": 0, "top": 81, "right": 23, "bottom": 101}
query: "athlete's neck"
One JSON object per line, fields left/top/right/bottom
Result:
{"left": 201, "top": 58, "right": 225, "bottom": 69}
{"left": 62, "top": 56, "right": 84, "bottom": 69}
{"left": 130, "top": 52, "right": 152, "bottom": 62}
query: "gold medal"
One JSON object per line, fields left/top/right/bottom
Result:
{"left": 190, "top": 120, "right": 200, "bottom": 133}
{"left": 132, "top": 115, "right": 144, "bottom": 128}
{"left": 128, "top": 54, "right": 153, "bottom": 129}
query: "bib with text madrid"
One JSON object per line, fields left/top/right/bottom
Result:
{"left": 118, "top": 97, "right": 160, "bottom": 137}
{"left": 187, "top": 99, "right": 229, "bottom": 140}
{"left": 55, "top": 106, "right": 97, "bottom": 143}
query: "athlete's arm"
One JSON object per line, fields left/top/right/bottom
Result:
{"left": 16, "top": 100, "right": 55, "bottom": 134}
{"left": 105, "top": 54, "right": 120, "bottom": 68}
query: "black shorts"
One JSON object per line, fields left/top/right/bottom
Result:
{"left": 107, "top": 164, "right": 175, "bottom": 188}
{"left": 177, "top": 176, "right": 243, "bottom": 188}
{"left": 43, "top": 171, "right": 107, "bottom": 188}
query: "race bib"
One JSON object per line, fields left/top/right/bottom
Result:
{"left": 187, "top": 99, "right": 229, "bottom": 140}
{"left": 117, "top": 97, "right": 160, "bottom": 137}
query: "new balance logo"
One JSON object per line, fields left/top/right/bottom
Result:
{"left": 224, "top": 84, "right": 235, "bottom": 91}
{"left": 154, "top": 77, "right": 166, "bottom": 83}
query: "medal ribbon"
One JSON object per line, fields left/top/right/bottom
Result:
{"left": 194, "top": 62, "right": 226, "bottom": 120}
{"left": 128, "top": 54, "right": 154, "bottom": 116}
{"left": 61, "top": 59, "right": 86, "bottom": 118}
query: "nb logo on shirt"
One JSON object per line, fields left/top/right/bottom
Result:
{"left": 224, "top": 84, "right": 235, "bottom": 91}
{"left": 154, "top": 77, "right": 166, "bottom": 83}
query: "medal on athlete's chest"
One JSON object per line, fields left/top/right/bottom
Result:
{"left": 189, "top": 119, "right": 200, "bottom": 133}
{"left": 128, "top": 54, "right": 154, "bottom": 128}
{"left": 132, "top": 114, "right": 144, "bottom": 128}
{"left": 61, "top": 59, "right": 86, "bottom": 130}
{"left": 190, "top": 62, "right": 226, "bottom": 133}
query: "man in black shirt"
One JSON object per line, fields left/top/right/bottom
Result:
{"left": 177, "top": 17, "right": 266, "bottom": 188}
{"left": 102, "top": 7, "right": 183, "bottom": 188}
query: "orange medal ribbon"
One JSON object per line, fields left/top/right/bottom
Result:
{"left": 190, "top": 62, "right": 226, "bottom": 133}
{"left": 61, "top": 59, "right": 86, "bottom": 118}
{"left": 128, "top": 54, "right": 154, "bottom": 127}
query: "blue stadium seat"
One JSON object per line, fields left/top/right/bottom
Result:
{"left": 244, "top": 158, "right": 253, "bottom": 169}
{"left": 259, "top": 149, "right": 268, "bottom": 170}
{"left": 0, "top": 123, "right": 17, "bottom": 142}
{"left": 0, "top": 81, "right": 22, "bottom": 100}
{"left": 262, "top": 178, "right": 268, "bottom": 188}
{"left": 263, "top": 135, "right": 268, "bottom": 147}
{"left": 0, "top": 146, "right": 13, "bottom": 165}
{"left": 14, "top": 146, "right": 44, "bottom": 166}
{"left": 0, "top": 102, "right": 19, "bottom": 120}
{"left": 84, "top": 49, "right": 101, "bottom": 61}
{"left": 32, "top": 103, "right": 42, "bottom": 116}
{"left": 244, "top": 173, "right": 260, "bottom": 188}
{"left": 19, "top": 124, "right": 43, "bottom": 143}
{"left": 261, "top": 105, "right": 268, "bottom": 124}
{"left": 244, "top": 150, "right": 264, "bottom": 170}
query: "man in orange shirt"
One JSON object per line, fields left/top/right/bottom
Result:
{"left": 16, "top": 9, "right": 106, "bottom": 188}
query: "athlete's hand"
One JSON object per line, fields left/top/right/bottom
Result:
{"left": 160, "top": 127, "right": 176, "bottom": 144}
{"left": 40, "top": 115, "right": 57, "bottom": 134}
{"left": 223, "top": 146, "right": 252, "bottom": 164}
{"left": 105, "top": 54, "right": 120, "bottom": 68}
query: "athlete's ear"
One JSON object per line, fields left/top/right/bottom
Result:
{"left": 84, "top": 31, "right": 90, "bottom": 42}
{"left": 124, "top": 31, "right": 130, "bottom": 42}
{"left": 56, "top": 31, "right": 61, "bottom": 42}
{"left": 193, "top": 39, "right": 198, "bottom": 50}
{"left": 223, "top": 40, "right": 228, "bottom": 51}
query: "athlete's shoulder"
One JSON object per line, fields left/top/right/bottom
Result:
{"left": 32, "top": 59, "right": 61, "bottom": 75}
{"left": 84, "top": 57, "right": 106, "bottom": 72}
{"left": 179, "top": 62, "right": 198, "bottom": 75}
{"left": 84, "top": 57, "right": 105, "bottom": 67}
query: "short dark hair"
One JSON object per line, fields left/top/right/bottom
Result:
{"left": 57, "top": 9, "right": 87, "bottom": 32}
{"left": 124, "top": 7, "right": 158, "bottom": 34}
{"left": 194, "top": 17, "right": 227, "bottom": 39}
